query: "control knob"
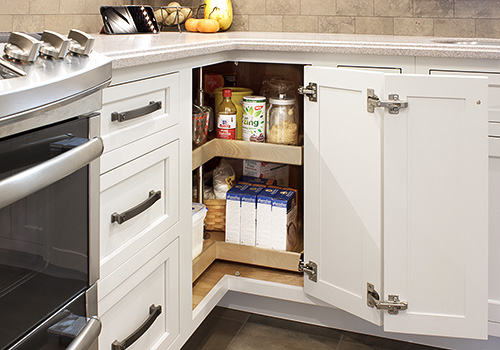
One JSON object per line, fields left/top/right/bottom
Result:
{"left": 4, "top": 32, "right": 41, "bottom": 62}
{"left": 39, "top": 30, "right": 70, "bottom": 59}
{"left": 68, "top": 29, "right": 94, "bottom": 56}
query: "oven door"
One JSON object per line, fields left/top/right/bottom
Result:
{"left": 0, "top": 114, "right": 102, "bottom": 350}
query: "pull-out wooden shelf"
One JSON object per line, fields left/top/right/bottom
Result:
{"left": 192, "top": 139, "right": 303, "bottom": 171}
{"left": 192, "top": 231, "right": 302, "bottom": 283}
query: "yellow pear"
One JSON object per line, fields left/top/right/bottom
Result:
{"left": 204, "top": 0, "right": 232, "bottom": 31}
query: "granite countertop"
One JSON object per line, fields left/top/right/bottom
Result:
{"left": 92, "top": 31, "right": 500, "bottom": 69}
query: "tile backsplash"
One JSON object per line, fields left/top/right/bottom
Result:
{"left": 3, "top": 0, "right": 500, "bottom": 38}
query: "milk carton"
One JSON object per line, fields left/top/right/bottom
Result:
{"left": 238, "top": 175, "right": 277, "bottom": 186}
{"left": 240, "top": 185, "right": 265, "bottom": 246}
{"left": 225, "top": 183, "right": 249, "bottom": 244}
{"left": 270, "top": 188, "right": 298, "bottom": 251}
{"left": 256, "top": 187, "right": 281, "bottom": 249}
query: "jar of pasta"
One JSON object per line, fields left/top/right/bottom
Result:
{"left": 266, "top": 94, "right": 298, "bottom": 145}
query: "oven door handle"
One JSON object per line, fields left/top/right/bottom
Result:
{"left": 66, "top": 316, "right": 102, "bottom": 350}
{"left": 0, "top": 136, "right": 103, "bottom": 209}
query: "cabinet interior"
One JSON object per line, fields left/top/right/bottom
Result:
{"left": 192, "top": 62, "right": 305, "bottom": 309}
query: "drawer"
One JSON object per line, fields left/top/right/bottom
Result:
{"left": 100, "top": 140, "right": 179, "bottom": 277}
{"left": 101, "top": 73, "right": 179, "bottom": 153}
{"left": 490, "top": 136, "right": 500, "bottom": 157}
{"left": 98, "top": 237, "right": 179, "bottom": 350}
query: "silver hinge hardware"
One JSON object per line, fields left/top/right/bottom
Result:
{"left": 298, "top": 254, "right": 317, "bottom": 282}
{"left": 298, "top": 82, "right": 317, "bottom": 102}
{"left": 367, "top": 283, "right": 408, "bottom": 315}
{"left": 367, "top": 89, "right": 408, "bottom": 114}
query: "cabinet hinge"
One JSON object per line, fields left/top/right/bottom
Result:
{"left": 298, "top": 83, "right": 317, "bottom": 102}
{"left": 367, "top": 282, "right": 408, "bottom": 315}
{"left": 298, "top": 253, "right": 317, "bottom": 282}
{"left": 367, "top": 88, "right": 408, "bottom": 114}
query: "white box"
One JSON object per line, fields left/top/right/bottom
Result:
{"left": 225, "top": 184, "right": 249, "bottom": 244}
{"left": 192, "top": 203, "right": 207, "bottom": 259}
{"left": 243, "top": 160, "right": 289, "bottom": 187}
{"left": 240, "top": 185, "right": 265, "bottom": 246}
{"left": 270, "top": 189, "right": 298, "bottom": 251}
{"left": 256, "top": 187, "right": 281, "bottom": 249}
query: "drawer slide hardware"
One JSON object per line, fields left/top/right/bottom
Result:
{"left": 367, "top": 89, "right": 408, "bottom": 114}
{"left": 367, "top": 282, "right": 408, "bottom": 315}
{"left": 298, "top": 253, "right": 317, "bottom": 282}
{"left": 298, "top": 82, "right": 317, "bottom": 102}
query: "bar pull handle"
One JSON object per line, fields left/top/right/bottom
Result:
{"left": 111, "top": 305, "right": 162, "bottom": 350}
{"left": 111, "top": 101, "right": 162, "bottom": 123}
{"left": 66, "top": 317, "right": 102, "bottom": 350}
{"left": 111, "top": 190, "right": 161, "bottom": 225}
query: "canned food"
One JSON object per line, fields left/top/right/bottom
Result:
{"left": 242, "top": 96, "right": 266, "bottom": 142}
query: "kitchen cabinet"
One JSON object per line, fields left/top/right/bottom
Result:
{"left": 102, "top": 47, "right": 494, "bottom": 350}
{"left": 190, "top": 59, "right": 489, "bottom": 340}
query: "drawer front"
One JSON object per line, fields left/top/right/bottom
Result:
{"left": 101, "top": 73, "right": 179, "bottom": 153}
{"left": 98, "top": 237, "right": 179, "bottom": 350}
{"left": 100, "top": 140, "right": 179, "bottom": 274}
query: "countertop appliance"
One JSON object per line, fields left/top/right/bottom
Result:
{"left": 0, "top": 30, "right": 111, "bottom": 350}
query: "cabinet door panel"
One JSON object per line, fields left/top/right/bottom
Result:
{"left": 383, "top": 74, "right": 488, "bottom": 339}
{"left": 304, "top": 66, "right": 383, "bottom": 326}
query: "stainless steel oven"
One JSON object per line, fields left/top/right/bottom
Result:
{"left": 0, "top": 31, "right": 111, "bottom": 350}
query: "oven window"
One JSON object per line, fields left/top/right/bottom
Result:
{"left": 0, "top": 118, "right": 89, "bottom": 350}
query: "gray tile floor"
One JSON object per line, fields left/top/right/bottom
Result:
{"left": 181, "top": 307, "right": 444, "bottom": 350}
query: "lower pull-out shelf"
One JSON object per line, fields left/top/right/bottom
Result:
{"left": 192, "top": 260, "right": 304, "bottom": 309}
{"left": 192, "top": 231, "right": 304, "bottom": 309}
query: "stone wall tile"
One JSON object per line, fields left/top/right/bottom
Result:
{"left": 0, "top": 0, "right": 29, "bottom": 14}
{"left": 73, "top": 14, "right": 102, "bottom": 33}
{"left": 249, "top": 15, "right": 283, "bottom": 32}
{"left": 283, "top": 15, "right": 318, "bottom": 32}
{"left": 337, "top": 0, "right": 373, "bottom": 16}
{"left": 233, "top": 0, "right": 266, "bottom": 16}
{"left": 477, "top": 19, "right": 500, "bottom": 38}
{"left": 229, "top": 14, "right": 249, "bottom": 31}
{"left": 394, "top": 17, "right": 434, "bottom": 36}
{"left": 30, "top": 0, "right": 60, "bottom": 15}
{"left": 414, "top": 0, "right": 453, "bottom": 18}
{"left": 13, "top": 14, "right": 44, "bottom": 32}
{"left": 61, "top": 0, "right": 87, "bottom": 14}
{"left": 319, "top": 16, "right": 355, "bottom": 34}
{"left": 455, "top": 0, "right": 500, "bottom": 19}
{"left": 0, "top": 15, "right": 13, "bottom": 31}
{"left": 45, "top": 14, "right": 73, "bottom": 33}
{"left": 301, "top": 0, "right": 336, "bottom": 16}
{"left": 266, "top": 0, "right": 300, "bottom": 16}
{"left": 374, "top": 0, "right": 412, "bottom": 17}
{"left": 434, "top": 18, "right": 475, "bottom": 37}
{"left": 356, "top": 17, "right": 394, "bottom": 35}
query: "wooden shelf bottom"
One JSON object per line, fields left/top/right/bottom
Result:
{"left": 192, "top": 260, "right": 304, "bottom": 310}
{"left": 192, "top": 231, "right": 302, "bottom": 282}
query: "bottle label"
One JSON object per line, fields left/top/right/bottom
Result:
{"left": 217, "top": 114, "right": 236, "bottom": 139}
{"left": 242, "top": 101, "right": 266, "bottom": 142}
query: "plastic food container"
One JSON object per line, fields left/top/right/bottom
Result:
{"left": 192, "top": 104, "right": 209, "bottom": 147}
{"left": 192, "top": 202, "right": 207, "bottom": 259}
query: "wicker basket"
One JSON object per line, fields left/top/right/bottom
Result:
{"left": 203, "top": 198, "right": 226, "bottom": 232}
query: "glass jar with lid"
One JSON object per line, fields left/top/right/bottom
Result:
{"left": 266, "top": 94, "right": 299, "bottom": 145}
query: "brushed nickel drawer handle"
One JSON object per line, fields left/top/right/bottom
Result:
{"left": 111, "top": 190, "right": 161, "bottom": 225}
{"left": 111, "top": 305, "right": 162, "bottom": 350}
{"left": 111, "top": 101, "right": 162, "bottom": 123}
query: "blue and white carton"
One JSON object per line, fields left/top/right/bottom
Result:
{"left": 225, "top": 183, "right": 250, "bottom": 244}
{"left": 270, "top": 188, "right": 298, "bottom": 251}
{"left": 256, "top": 187, "right": 281, "bottom": 249}
{"left": 240, "top": 185, "right": 265, "bottom": 246}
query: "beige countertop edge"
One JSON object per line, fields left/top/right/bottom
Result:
{"left": 98, "top": 36, "right": 500, "bottom": 70}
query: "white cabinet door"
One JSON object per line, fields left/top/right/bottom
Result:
{"left": 304, "top": 66, "right": 488, "bottom": 339}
